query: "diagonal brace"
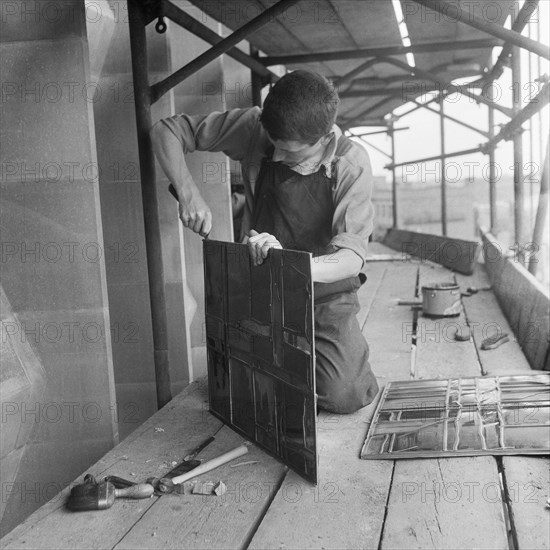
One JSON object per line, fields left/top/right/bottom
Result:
{"left": 151, "top": 0, "right": 301, "bottom": 102}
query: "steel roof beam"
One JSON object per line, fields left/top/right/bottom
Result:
{"left": 341, "top": 85, "right": 441, "bottom": 97}
{"left": 412, "top": 0, "right": 549, "bottom": 59}
{"left": 339, "top": 97, "right": 396, "bottom": 131}
{"left": 335, "top": 59, "right": 380, "bottom": 88}
{"left": 376, "top": 56, "right": 513, "bottom": 116}
{"left": 260, "top": 38, "right": 500, "bottom": 65}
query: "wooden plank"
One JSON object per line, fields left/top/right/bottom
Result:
{"left": 364, "top": 260, "right": 419, "bottom": 383}
{"left": 455, "top": 263, "right": 531, "bottom": 376}
{"left": 380, "top": 263, "right": 509, "bottom": 549}
{"left": 115, "top": 426, "right": 287, "bottom": 550}
{"left": 383, "top": 228, "right": 481, "bottom": 275}
{"left": 358, "top": 241, "right": 406, "bottom": 331}
{"left": 381, "top": 457, "right": 509, "bottom": 550}
{"left": 501, "top": 456, "right": 550, "bottom": 550}
{"left": 414, "top": 263, "right": 482, "bottom": 379}
{"left": 357, "top": 262, "right": 386, "bottom": 331}
{"left": 249, "top": 408, "right": 394, "bottom": 550}
{"left": 0, "top": 380, "right": 222, "bottom": 550}
{"left": 481, "top": 231, "right": 550, "bottom": 371}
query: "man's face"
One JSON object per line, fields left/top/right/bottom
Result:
{"left": 268, "top": 134, "right": 329, "bottom": 167}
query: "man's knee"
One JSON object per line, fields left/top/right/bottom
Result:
{"left": 318, "top": 378, "right": 378, "bottom": 414}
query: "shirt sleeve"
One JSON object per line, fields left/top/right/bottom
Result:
{"left": 158, "top": 107, "right": 261, "bottom": 161}
{"left": 329, "top": 143, "right": 375, "bottom": 264}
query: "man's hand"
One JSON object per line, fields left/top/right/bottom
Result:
{"left": 177, "top": 190, "right": 212, "bottom": 237}
{"left": 246, "top": 229, "right": 282, "bottom": 266}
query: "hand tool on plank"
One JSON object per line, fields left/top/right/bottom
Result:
{"left": 67, "top": 476, "right": 153, "bottom": 511}
{"left": 454, "top": 326, "right": 471, "bottom": 341}
{"left": 157, "top": 444, "right": 249, "bottom": 494}
{"left": 146, "top": 435, "right": 215, "bottom": 495}
{"left": 104, "top": 475, "right": 136, "bottom": 488}
{"left": 461, "top": 286, "right": 492, "bottom": 297}
{"left": 397, "top": 299, "right": 422, "bottom": 307}
{"left": 481, "top": 333, "right": 509, "bottom": 350}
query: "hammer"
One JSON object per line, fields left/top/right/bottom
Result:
{"left": 157, "top": 444, "right": 249, "bottom": 494}
{"left": 146, "top": 435, "right": 215, "bottom": 495}
{"left": 67, "top": 478, "right": 153, "bottom": 511}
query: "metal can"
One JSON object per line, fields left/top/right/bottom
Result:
{"left": 421, "top": 282, "right": 461, "bottom": 318}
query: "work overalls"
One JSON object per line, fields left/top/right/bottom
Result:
{"left": 252, "top": 137, "right": 379, "bottom": 414}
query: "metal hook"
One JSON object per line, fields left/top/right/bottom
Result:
{"left": 155, "top": 16, "right": 167, "bottom": 33}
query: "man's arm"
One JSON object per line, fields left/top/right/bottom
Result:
{"left": 311, "top": 249, "right": 362, "bottom": 283}
{"left": 315, "top": 144, "right": 374, "bottom": 283}
{"left": 152, "top": 124, "right": 212, "bottom": 236}
{"left": 151, "top": 108, "right": 260, "bottom": 236}
{"left": 245, "top": 231, "right": 361, "bottom": 283}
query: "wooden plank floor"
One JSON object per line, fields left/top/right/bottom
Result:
{"left": 1, "top": 244, "right": 548, "bottom": 550}
{"left": 379, "top": 263, "right": 508, "bottom": 550}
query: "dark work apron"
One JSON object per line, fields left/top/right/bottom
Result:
{"left": 251, "top": 138, "right": 379, "bottom": 414}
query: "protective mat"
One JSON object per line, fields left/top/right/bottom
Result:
{"left": 361, "top": 373, "right": 550, "bottom": 459}
{"left": 203, "top": 240, "right": 317, "bottom": 483}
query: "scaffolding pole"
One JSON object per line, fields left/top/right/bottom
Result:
{"left": 483, "top": 0, "right": 540, "bottom": 81}
{"left": 488, "top": 105, "right": 497, "bottom": 232}
{"left": 127, "top": 0, "right": 172, "bottom": 408}
{"left": 390, "top": 122, "right": 398, "bottom": 228}
{"left": 512, "top": 45, "right": 525, "bottom": 251}
{"left": 411, "top": 100, "right": 488, "bottom": 137}
{"left": 529, "top": 141, "right": 549, "bottom": 276}
{"left": 351, "top": 127, "right": 409, "bottom": 139}
{"left": 440, "top": 98, "right": 447, "bottom": 236}
{"left": 482, "top": 83, "right": 550, "bottom": 151}
{"left": 387, "top": 146, "right": 483, "bottom": 169}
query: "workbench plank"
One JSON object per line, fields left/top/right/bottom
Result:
{"left": 501, "top": 456, "right": 550, "bottom": 550}
{"left": 248, "top": 408, "right": 393, "bottom": 550}
{"left": 249, "top": 257, "right": 419, "bottom": 549}
{"left": 0, "top": 380, "right": 223, "bottom": 550}
{"left": 414, "top": 264, "right": 482, "bottom": 379}
{"left": 380, "top": 457, "right": 509, "bottom": 550}
{"left": 455, "top": 264, "right": 531, "bottom": 375}
{"left": 364, "top": 260, "right": 420, "bottom": 383}
{"left": 379, "top": 263, "right": 509, "bottom": 549}
{"left": 114, "top": 426, "right": 287, "bottom": 550}
{"left": 358, "top": 241, "right": 402, "bottom": 330}
{"left": 357, "top": 261, "right": 386, "bottom": 331}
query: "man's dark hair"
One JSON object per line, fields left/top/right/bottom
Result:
{"left": 260, "top": 70, "right": 339, "bottom": 145}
